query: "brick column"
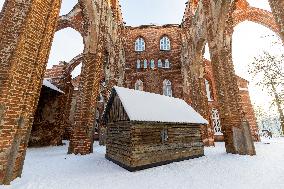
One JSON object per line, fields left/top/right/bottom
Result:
{"left": 204, "top": 0, "right": 255, "bottom": 155}
{"left": 269, "top": 0, "right": 284, "bottom": 42}
{"left": 0, "top": 0, "right": 62, "bottom": 185}
{"left": 189, "top": 58, "right": 215, "bottom": 146}
{"left": 68, "top": 51, "right": 104, "bottom": 155}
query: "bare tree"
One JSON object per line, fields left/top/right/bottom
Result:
{"left": 249, "top": 51, "right": 284, "bottom": 135}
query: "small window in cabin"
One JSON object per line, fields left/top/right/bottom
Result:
{"left": 158, "top": 59, "right": 163, "bottom": 68}
{"left": 150, "top": 59, "right": 155, "bottom": 69}
{"left": 161, "top": 129, "right": 168, "bottom": 142}
{"left": 160, "top": 36, "right": 171, "bottom": 51}
{"left": 137, "top": 59, "right": 141, "bottom": 69}
{"left": 135, "top": 37, "right": 145, "bottom": 52}
{"left": 143, "top": 59, "right": 148, "bottom": 69}
{"left": 135, "top": 79, "right": 143, "bottom": 91}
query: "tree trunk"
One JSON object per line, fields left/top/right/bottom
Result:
{"left": 271, "top": 84, "right": 284, "bottom": 135}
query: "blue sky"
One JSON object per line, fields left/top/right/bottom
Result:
{"left": 0, "top": 0, "right": 281, "bottom": 112}
{"left": 120, "top": 0, "right": 187, "bottom": 26}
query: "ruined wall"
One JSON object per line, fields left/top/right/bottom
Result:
{"left": 181, "top": 2, "right": 215, "bottom": 146}
{"left": 204, "top": 59, "right": 259, "bottom": 141}
{"left": 237, "top": 76, "right": 260, "bottom": 141}
{"left": 29, "top": 87, "right": 64, "bottom": 147}
{"left": 45, "top": 63, "right": 74, "bottom": 140}
{"left": 124, "top": 25, "right": 183, "bottom": 99}
{"left": 181, "top": 0, "right": 256, "bottom": 154}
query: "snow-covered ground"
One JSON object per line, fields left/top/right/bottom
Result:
{"left": 2, "top": 138, "right": 284, "bottom": 189}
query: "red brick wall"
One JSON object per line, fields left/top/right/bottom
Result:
{"left": 237, "top": 76, "right": 260, "bottom": 141}
{"left": 124, "top": 25, "right": 184, "bottom": 99}
{"left": 205, "top": 60, "right": 259, "bottom": 141}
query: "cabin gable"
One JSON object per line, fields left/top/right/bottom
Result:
{"left": 104, "top": 91, "right": 130, "bottom": 123}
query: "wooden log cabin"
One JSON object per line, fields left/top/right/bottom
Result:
{"left": 103, "top": 87, "right": 208, "bottom": 171}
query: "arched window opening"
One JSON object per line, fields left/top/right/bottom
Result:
{"left": 150, "top": 59, "right": 155, "bottom": 69}
{"left": 203, "top": 43, "right": 211, "bottom": 61}
{"left": 164, "top": 59, "right": 170, "bottom": 68}
{"left": 143, "top": 59, "right": 148, "bottom": 69}
{"left": 160, "top": 36, "right": 171, "bottom": 51}
{"left": 163, "top": 79, "right": 172, "bottom": 97}
{"left": 211, "top": 109, "right": 222, "bottom": 135}
{"left": 205, "top": 79, "right": 213, "bottom": 101}
{"left": 137, "top": 59, "right": 141, "bottom": 69}
{"left": 135, "top": 37, "right": 145, "bottom": 52}
{"left": 158, "top": 59, "right": 163, "bottom": 68}
{"left": 135, "top": 79, "right": 143, "bottom": 91}
{"left": 48, "top": 28, "right": 83, "bottom": 70}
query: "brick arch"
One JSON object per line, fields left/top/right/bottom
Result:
{"left": 233, "top": 7, "right": 280, "bottom": 35}
{"left": 56, "top": 3, "right": 84, "bottom": 36}
{"left": 65, "top": 54, "right": 83, "bottom": 75}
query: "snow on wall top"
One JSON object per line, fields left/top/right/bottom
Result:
{"left": 42, "top": 79, "right": 64, "bottom": 94}
{"left": 114, "top": 86, "right": 208, "bottom": 124}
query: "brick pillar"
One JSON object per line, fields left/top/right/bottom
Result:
{"left": 189, "top": 59, "right": 215, "bottom": 146}
{"left": 269, "top": 0, "right": 284, "bottom": 42}
{"left": 68, "top": 51, "right": 103, "bottom": 155}
{"left": 0, "top": 0, "right": 62, "bottom": 185}
{"left": 204, "top": 0, "right": 255, "bottom": 155}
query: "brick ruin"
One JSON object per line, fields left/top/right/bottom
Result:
{"left": 0, "top": 0, "right": 283, "bottom": 185}
{"left": 29, "top": 81, "right": 65, "bottom": 147}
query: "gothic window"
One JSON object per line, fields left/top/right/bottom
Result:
{"left": 135, "top": 37, "right": 145, "bottom": 52}
{"left": 137, "top": 59, "right": 141, "bottom": 69}
{"left": 143, "top": 59, "right": 147, "bottom": 69}
{"left": 205, "top": 79, "right": 213, "bottom": 101}
{"left": 163, "top": 79, "right": 172, "bottom": 97}
{"left": 158, "top": 59, "right": 163, "bottom": 68}
{"left": 160, "top": 36, "right": 171, "bottom": 51}
{"left": 211, "top": 109, "right": 222, "bottom": 135}
{"left": 150, "top": 59, "right": 155, "bottom": 69}
{"left": 135, "top": 79, "right": 143, "bottom": 91}
{"left": 164, "top": 59, "right": 170, "bottom": 68}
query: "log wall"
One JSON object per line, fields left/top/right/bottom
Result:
{"left": 106, "top": 121, "right": 204, "bottom": 171}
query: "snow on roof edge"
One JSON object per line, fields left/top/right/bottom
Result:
{"left": 113, "top": 86, "right": 208, "bottom": 125}
{"left": 42, "top": 79, "right": 64, "bottom": 94}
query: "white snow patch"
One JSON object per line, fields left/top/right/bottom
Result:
{"left": 3, "top": 138, "right": 284, "bottom": 189}
{"left": 42, "top": 79, "right": 64, "bottom": 94}
{"left": 114, "top": 86, "right": 208, "bottom": 124}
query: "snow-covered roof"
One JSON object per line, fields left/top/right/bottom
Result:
{"left": 113, "top": 87, "right": 208, "bottom": 124}
{"left": 42, "top": 79, "right": 64, "bottom": 94}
